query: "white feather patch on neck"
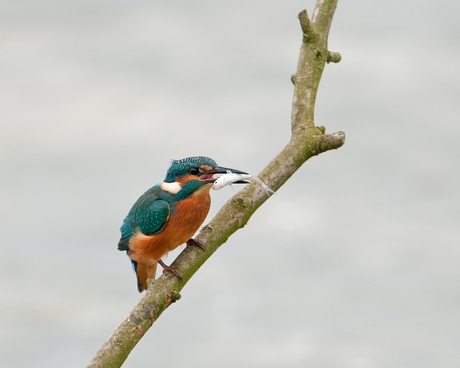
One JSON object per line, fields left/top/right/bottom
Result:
{"left": 161, "top": 181, "right": 182, "bottom": 194}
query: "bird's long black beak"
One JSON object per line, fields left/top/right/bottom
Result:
{"left": 210, "top": 166, "right": 248, "bottom": 175}
{"left": 199, "top": 165, "right": 248, "bottom": 183}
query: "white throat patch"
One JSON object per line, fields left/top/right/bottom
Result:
{"left": 161, "top": 181, "right": 182, "bottom": 194}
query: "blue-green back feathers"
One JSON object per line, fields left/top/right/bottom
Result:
{"left": 118, "top": 184, "right": 171, "bottom": 250}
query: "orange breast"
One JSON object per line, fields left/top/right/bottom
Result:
{"left": 128, "top": 188, "right": 211, "bottom": 266}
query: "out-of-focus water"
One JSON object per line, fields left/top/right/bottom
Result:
{"left": 1, "top": 1, "right": 459, "bottom": 367}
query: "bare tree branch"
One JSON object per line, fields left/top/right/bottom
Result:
{"left": 312, "top": 0, "right": 339, "bottom": 37}
{"left": 298, "top": 9, "right": 317, "bottom": 42}
{"left": 88, "top": 1, "right": 343, "bottom": 367}
{"left": 327, "top": 51, "right": 342, "bottom": 63}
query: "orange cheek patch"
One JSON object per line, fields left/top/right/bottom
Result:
{"left": 176, "top": 175, "right": 195, "bottom": 185}
{"left": 200, "top": 165, "right": 213, "bottom": 172}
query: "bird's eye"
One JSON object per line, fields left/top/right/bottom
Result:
{"left": 189, "top": 167, "right": 199, "bottom": 175}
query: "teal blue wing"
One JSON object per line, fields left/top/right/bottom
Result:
{"left": 118, "top": 189, "right": 171, "bottom": 251}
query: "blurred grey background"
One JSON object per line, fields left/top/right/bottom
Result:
{"left": 1, "top": 1, "right": 459, "bottom": 367}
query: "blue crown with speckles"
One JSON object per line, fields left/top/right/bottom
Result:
{"left": 164, "top": 156, "right": 217, "bottom": 182}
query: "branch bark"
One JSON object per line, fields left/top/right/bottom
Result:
{"left": 88, "top": 1, "right": 343, "bottom": 367}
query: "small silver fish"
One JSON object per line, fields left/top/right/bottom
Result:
{"left": 212, "top": 171, "right": 275, "bottom": 196}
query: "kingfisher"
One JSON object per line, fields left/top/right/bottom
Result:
{"left": 118, "top": 156, "right": 248, "bottom": 292}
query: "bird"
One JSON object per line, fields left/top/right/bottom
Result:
{"left": 118, "top": 156, "right": 248, "bottom": 292}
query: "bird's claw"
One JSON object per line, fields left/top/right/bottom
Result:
{"left": 186, "top": 238, "right": 205, "bottom": 251}
{"left": 158, "top": 260, "right": 183, "bottom": 281}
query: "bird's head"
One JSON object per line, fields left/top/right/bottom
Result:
{"left": 161, "top": 156, "right": 247, "bottom": 199}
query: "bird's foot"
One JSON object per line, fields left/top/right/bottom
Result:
{"left": 158, "top": 259, "right": 183, "bottom": 281}
{"left": 186, "top": 238, "right": 205, "bottom": 251}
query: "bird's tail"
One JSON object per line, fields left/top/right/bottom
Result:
{"left": 135, "top": 262, "right": 157, "bottom": 292}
